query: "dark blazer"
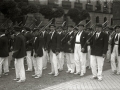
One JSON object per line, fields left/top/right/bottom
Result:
{"left": 90, "top": 32, "right": 108, "bottom": 56}
{"left": 0, "top": 36, "right": 9, "bottom": 57}
{"left": 25, "top": 32, "right": 34, "bottom": 51}
{"left": 59, "top": 32, "right": 66, "bottom": 52}
{"left": 33, "top": 35, "right": 44, "bottom": 57}
{"left": 13, "top": 34, "right": 26, "bottom": 58}
{"left": 111, "top": 34, "right": 120, "bottom": 54}
{"left": 48, "top": 31, "right": 60, "bottom": 53}
{"left": 74, "top": 31, "right": 88, "bottom": 53}
{"left": 63, "top": 31, "right": 75, "bottom": 53}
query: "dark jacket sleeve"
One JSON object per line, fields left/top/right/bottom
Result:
{"left": 103, "top": 33, "right": 108, "bottom": 54}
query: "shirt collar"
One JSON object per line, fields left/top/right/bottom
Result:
{"left": 0, "top": 34, "right": 5, "bottom": 37}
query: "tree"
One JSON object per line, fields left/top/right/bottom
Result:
{"left": 67, "top": 8, "right": 90, "bottom": 24}
{"left": 53, "top": 7, "right": 64, "bottom": 18}
{"left": 39, "top": 5, "right": 54, "bottom": 20}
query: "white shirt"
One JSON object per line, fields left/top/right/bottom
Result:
{"left": 75, "top": 31, "right": 83, "bottom": 42}
{"left": 114, "top": 33, "right": 120, "bottom": 44}
{"left": 0, "top": 34, "right": 5, "bottom": 37}
{"left": 96, "top": 32, "right": 101, "bottom": 38}
{"left": 51, "top": 31, "right": 55, "bottom": 39}
{"left": 42, "top": 31, "right": 45, "bottom": 37}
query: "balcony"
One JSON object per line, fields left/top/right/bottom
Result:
{"left": 74, "top": 2, "right": 82, "bottom": 10}
{"left": 62, "top": 1, "right": 71, "bottom": 9}
{"left": 86, "top": 4, "right": 93, "bottom": 12}
{"left": 103, "top": 7, "right": 109, "bottom": 13}
{"left": 48, "top": 2, "right": 59, "bottom": 8}
{"left": 95, "top": 1, "right": 101, "bottom": 13}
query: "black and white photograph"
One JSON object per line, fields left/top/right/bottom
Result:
{"left": 0, "top": 0, "right": 119, "bottom": 90}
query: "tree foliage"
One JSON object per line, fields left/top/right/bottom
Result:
{"left": 67, "top": 8, "right": 90, "bottom": 24}
{"left": 53, "top": 7, "right": 64, "bottom": 18}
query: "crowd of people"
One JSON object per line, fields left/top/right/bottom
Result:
{"left": 0, "top": 22, "right": 120, "bottom": 83}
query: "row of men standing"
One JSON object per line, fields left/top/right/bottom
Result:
{"left": 1, "top": 23, "right": 120, "bottom": 82}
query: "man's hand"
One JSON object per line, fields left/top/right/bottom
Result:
{"left": 102, "top": 54, "right": 106, "bottom": 58}
{"left": 34, "top": 53, "right": 38, "bottom": 58}
{"left": 86, "top": 40, "right": 90, "bottom": 44}
{"left": 56, "top": 52, "right": 59, "bottom": 55}
{"left": 81, "top": 48, "right": 85, "bottom": 52}
{"left": 68, "top": 41, "right": 71, "bottom": 45}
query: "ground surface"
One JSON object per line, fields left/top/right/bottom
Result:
{"left": 0, "top": 61, "right": 111, "bottom": 90}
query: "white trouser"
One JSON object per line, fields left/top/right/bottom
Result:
{"left": 90, "top": 55, "right": 104, "bottom": 79}
{"left": 8, "top": 52, "right": 12, "bottom": 67}
{"left": 106, "top": 44, "right": 111, "bottom": 61}
{"left": 42, "top": 49, "right": 48, "bottom": 68}
{"left": 57, "top": 51, "right": 64, "bottom": 70}
{"left": 74, "top": 44, "right": 86, "bottom": 74}
{"left": 111, "top": 45, "right": 120, "bottom": 73}
{"left": 50, "top": 50, "right": 58, "bottom": 75}
{"left": 26, "top": 51, "right": 33, "bottom": 71}
{"left": 15, "top": 58, "right": 26, "bottom": 80}
{"left": 66, "top": 53, "right": 75, "bottom": 72}
{"left": 0, "top": 57, "right": 9, "bottom": 75}
{"left": 86, "top": 46, "right": 91, "bottom": 67}
{"left": 3, "top": 57, "right": 9, "bottom": 73}
{"left": 33, "top": 56, "right": 43, "bottom": 77}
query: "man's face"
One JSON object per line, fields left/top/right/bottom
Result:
{"left": 33, "top": 31, "right": 39, "bottom": 36}
{"left": 78, "top": 26, "right": 84, "bottom": 31}
{"left": 57, "top": 28, "right": 62, "bottom": 32}
{"left": 50, "top": 26, "right": 55, "bottom": 32}
{"left": 116, "top": 28, "right": 120, "bottom": 33}
{"left": 96, "top": 27, "right": 102, "bottom": 32}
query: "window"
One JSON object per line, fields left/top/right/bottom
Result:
{"left": 104, "top": 17, "right": 107, "bottom": 22}
{"left": 96, "top": 16, "right": 99, "bottom": 23}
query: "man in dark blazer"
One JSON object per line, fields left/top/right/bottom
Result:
{"left": 32, "top": 28, "right": 44, "bottom": 78}
{"left": 56, "top": 26, "right": 65, "bottom": 71}
{"left": 0, "top": 28, "right": 9, "bottom": 77}
{"left": 73, "top": 24, "right": 88, "bottom": 76}
{"left": 111, "top": 26, "right": 120, "bottom": 75}
{"left": 13, "top": 26, "right": 26, "bottom": 82}
{"left": 48, "top": 24, "right": 60, "bottom": 77}
{"left": 88, "top": 24, "right": 108, "bottom": 81}
{"left": 41, "top": 28, "right": 49, "bottom": 70}
{"left": 62, "top": 25, "right": 75, "bottom": 74}
{"left": 24, "top": 27, "right": 34, "bottom": 72}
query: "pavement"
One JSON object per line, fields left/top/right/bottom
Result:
{"left": 42, "top": 69, "right": 120, "bottom": 90}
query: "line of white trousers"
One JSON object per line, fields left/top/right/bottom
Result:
{"left": 106, "top": 44, "right": 111, "bottom": 61}
{"left": 32, "top": 56, "right": 43, "bottom": 77}
{"left": 66, "top": 53, "right": 75, "bottom": 72}
{"left": 74, "top": 44, "right": 86, "bottom": 74}
{"left": 0, "top": 57, "right": 9, "bottom": 75}
{"left": 90, "top": 55, "right": 104, "bottom": 79}
{"left": 111, "top": 45, "right": 120, "bottom": 73}
{"left": 26, "top": 51, "right": 33, "bottom": 71}
{"left": 57, "top": 51, "right": 64, "bottom": 70}
{"left": 42, "top": 49, "right": 48, "bottom": 68}
{"left": 50, "top": 50, "right": 58, "bottom": 75}
{"left": 86, "top": 46, "right": 91, "bottom": 68}
{"left": 15, "top": 58, "right": 26, "bottom": 80}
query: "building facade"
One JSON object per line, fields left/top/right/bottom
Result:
{"left": 28, "top": 0, "right": 113, "bottom": 26}
{"left": 0, "top": 0, "right": 113, "bottom": 27}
